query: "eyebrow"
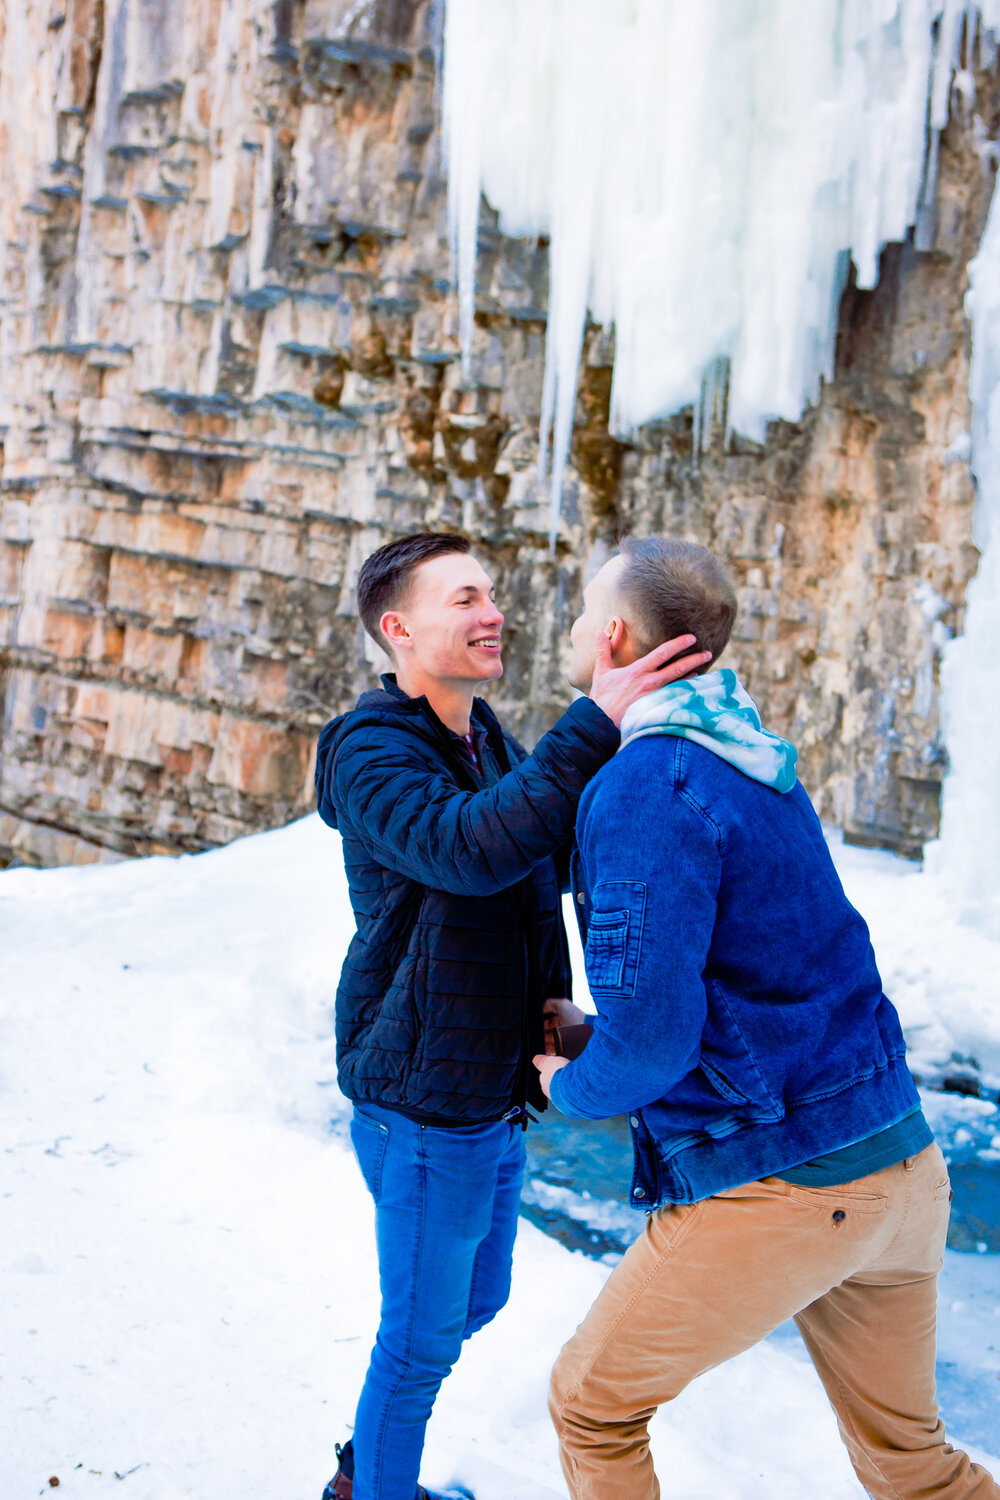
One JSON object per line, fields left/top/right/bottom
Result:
{"left": 447, "top": 581, "right": 496, "bottom": 599}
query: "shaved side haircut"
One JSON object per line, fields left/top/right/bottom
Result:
{"left": 619, "top": 536, "right": 737, "bottom": 665}
{"left": 356, "top": 532, "right": 471, "bottom": 649}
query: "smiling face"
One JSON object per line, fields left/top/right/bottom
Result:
{"left": 380, "top": 551, "right": 505, "bottom": 689}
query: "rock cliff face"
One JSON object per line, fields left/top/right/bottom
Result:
{"left": 0, "top": 0, "right": 995, "bottom": 866}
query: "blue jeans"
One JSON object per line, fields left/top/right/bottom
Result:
{"left": 349, "top": 1102, "right": 527, "bottom": 1500}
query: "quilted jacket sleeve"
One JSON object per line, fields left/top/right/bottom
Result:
{"left": 326, "top": 698, "right": 619, "bottom": 897}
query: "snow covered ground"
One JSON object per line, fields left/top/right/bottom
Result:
{"left": 3, "top": 813, "right": 999, "bottom": 1500}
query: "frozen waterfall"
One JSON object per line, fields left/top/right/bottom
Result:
{"left": 442, "top": 0, "right": 1000, "bottom": 931}
{"left": 442, "top": 0, "right": 997, "bottom": 529}
{"left": 928, "top": 180, "right": 1000, "bottom": 935}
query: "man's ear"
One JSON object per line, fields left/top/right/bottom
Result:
{"left": 605, "top": 614, "right": 643, "bottom": 666}
{"left": 605, "top": 616, "right": 626, "bottom": 653}
{"left": 380, "top": 611, "right": 411, "bottom": 652}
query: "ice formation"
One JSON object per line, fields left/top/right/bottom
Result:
{"left": 928, "top": 178, "right": 1000, "bottom": 935}
{"left": 443, "top": 1, "right": 1000, "bottom": 927}
{"left": 442, "top": 0, "right": 1000, "bottom": 532}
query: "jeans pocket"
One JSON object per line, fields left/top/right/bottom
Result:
{"left": 351, "top": 1106, "right": 390, "bottom": 1202}
{"left": 784, "top": 1182, "right": 890, "bottom": 1215}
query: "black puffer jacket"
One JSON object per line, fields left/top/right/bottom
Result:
{"left": 314, "top": 677, "right": 620, "bottom": 1123}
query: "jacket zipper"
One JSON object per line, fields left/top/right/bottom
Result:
{"left": 420, "top": 702, "right": 543, "bottom": 1120}
{"left": 485, "top": 718, "right": 537, "bottom": 1115}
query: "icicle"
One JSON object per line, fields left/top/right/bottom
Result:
{"left": 440, "top": 0, "right": 483, "bottom": 382}
{"left": 441, "top": 0, "right": 992, "bottom": 530}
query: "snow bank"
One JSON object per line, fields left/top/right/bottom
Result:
{"left": 825, "top": 832, "right": 1000, "bottom": 1090}
{"left": 2, "top": 815, "right": 998, "bottom": 1498}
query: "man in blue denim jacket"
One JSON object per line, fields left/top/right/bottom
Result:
{"left": 536, "top": 537, "right": 998, "bottom": 1500}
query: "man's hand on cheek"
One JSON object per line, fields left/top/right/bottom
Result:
{"left": 533, "top": 1053, "right": 570, "bottom": 1098}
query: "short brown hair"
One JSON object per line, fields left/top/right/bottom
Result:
{"left": 618, "top": 536, "right": 737, "bottom": 664}
{"left": 356, "top": 531, "right": 471, "bottom": 648}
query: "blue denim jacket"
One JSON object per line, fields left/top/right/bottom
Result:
{"left": 549, "top": 735, "right": 920, "bottom": 1207}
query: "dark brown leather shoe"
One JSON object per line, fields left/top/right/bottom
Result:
{"left": 322, "top": 1440, "right": 353, "bottom": 1500}
{"left": 322, "top": 1441, "right": 474, "bottom": 1500}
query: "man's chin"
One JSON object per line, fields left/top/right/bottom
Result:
{"left": 470, "top": 657, "right": 503, "bottom": 681}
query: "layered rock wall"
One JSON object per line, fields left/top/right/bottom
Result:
{"left": 0, "top": 0, "right": 995, "bottom": 865}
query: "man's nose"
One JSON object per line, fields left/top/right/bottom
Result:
{"left": 482, "top": 603, "right": 504, "bottom": 629}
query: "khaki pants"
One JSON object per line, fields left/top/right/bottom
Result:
{"left": 550, "top": 1144, "right": 999, "bottom": 1500}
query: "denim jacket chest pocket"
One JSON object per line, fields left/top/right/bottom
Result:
{"left": 584, "top": 881, "right": 646, "bottom": 996}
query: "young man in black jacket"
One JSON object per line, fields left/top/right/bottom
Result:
{"left": 314, "top": 532, "right": 708, "bottom": 1500}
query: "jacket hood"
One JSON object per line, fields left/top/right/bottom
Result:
{"left": 618, "top": 668, "right": 798, "bottom": 792}
{"left": 315, "top": 678, "right": 413, "bottom": 830}
{"left": 314, "top": 675, "right": 499, "bottom": 828}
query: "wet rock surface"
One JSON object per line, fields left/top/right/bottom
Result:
{"left": 0, "top": 0, "right": 996, "bottom": 865}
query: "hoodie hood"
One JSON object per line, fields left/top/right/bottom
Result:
{"left": 618, "top": 668, "right": 797, "bottom": 792}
